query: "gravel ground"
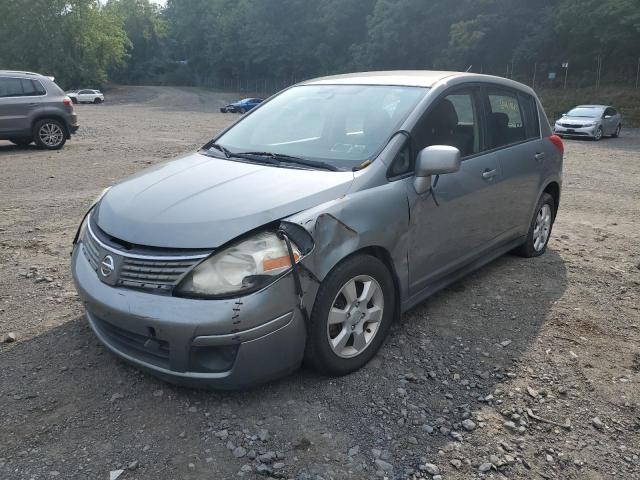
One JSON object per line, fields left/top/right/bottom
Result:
{"left": 1, "top": 86, "right": 639, "bottom": 480}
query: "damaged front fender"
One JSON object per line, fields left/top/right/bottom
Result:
{"left": 284, "top": 181, "right": 411, "bottom": 302}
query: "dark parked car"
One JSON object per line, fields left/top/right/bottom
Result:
{"left": 0, "top": 70, "right": 79, "bottom": 149}
{"left": 220, "top": 97, "right": 263, "bottom": 113}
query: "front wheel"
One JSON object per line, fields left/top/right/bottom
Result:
{"left": 33, "top": 119, "right": 67, "bottom": 150}
{"left": 593, "top": 126, "right": 603, "bottom": 141}
{"left": 514, "top": 193, "right": 555, "bottom": 258}
{"left": 238, "top": 107, "right": 246, "bottom": 114}
{"left": 304, "top": 254, "right": 396, "bottom": 376}
{"left": 93, "top": 98, "right": 102, "bottom": 104}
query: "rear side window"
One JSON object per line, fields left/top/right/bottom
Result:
{"left": 33, "top": 80, "right": 46, "bottom": 95}
{"left": 0, "top": 77, "right": 24, "bottom": 97}
{"left": 518, "top": 93, "right": 540, "bottom": 139}
{"left": 486, "top": 90, "right": 526, "bottom": 148}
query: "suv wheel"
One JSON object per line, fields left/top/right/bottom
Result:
{"left": 514, "top": 193, "right": 555, "bottom": 258}
{"left": 9, "top": 138, "right": 32, "bottom": 147}
{"left": 93, "top": 98, "right": 102, "bottom": 104}
{"left": 33, "top": 119, "right": 67, "bottom": 150}
{"left": 304, "top": 254, "right": 396, "bottom": 376}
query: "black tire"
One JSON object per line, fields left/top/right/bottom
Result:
{"left": 304, "top": 254, "right": 396, "bottom": 376}
{"left": 71, "top": 97, "right": 78, "bottom": 104}
{"left": 93, "top": 98, "right": 102, "bottom": 104}
{"left": 9, "top": 138, "right": 32, "bottom": 147}
{"left": 238, "top": 108, "right": 246, "bottom": 114}
{"left": 514, "top": 193, "right": 555, "bottom": 258}
{"left": 33, "top": 118, "right": 67, "bottom": 150}
{"left": 593, "top": 126, "right": 603, "bottom": 141}
{"left": 611, "top": 124, "right": 621, "bottom": 138}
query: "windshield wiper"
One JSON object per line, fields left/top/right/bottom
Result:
{"left": 236, "top": 152, "right": 340, "bottom": 171}
{"left": 208, "top": 143, "right": 231, "bottom": 158}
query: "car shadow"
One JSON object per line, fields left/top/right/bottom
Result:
{"left": 0, "top": 248, "right": 568, "bottom": 478}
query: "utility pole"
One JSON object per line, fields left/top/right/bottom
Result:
{"left": 532, "top": 62, "right": 537, "bottom": 88}
{"left": 562, "top": 62, "right": 569, "bottom": 89}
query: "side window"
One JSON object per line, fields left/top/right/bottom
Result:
{"left": 415, "top": 90, "right": 480, "bottom": 158}
{"left": 518, "top": 93, "right": 540, "bottom": 139}
{"left": 388, "top": 140, "right": 412, "bottom": 178}
{"left": 20, "top": 79, "right": 37, "bottom": 96}
{"left": 33, "top": 80, "right": 46, "bottom": 95}
{"left": 486, "top": 90, "right": 526, "bottom": 148}
{"left": 0, "top": 77, "right": 24, "bottom": 97}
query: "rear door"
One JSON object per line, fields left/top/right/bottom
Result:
{"left": 0, "top": 76, "right": 37, "bottom": 134}
{"left": 78, "top": 90, "right": 93, "bottom": 102}
{"left": 481, "top": 87, "right": 544, "bottom": 237}
{"left": 405, "top": 86, "right": 505, "bottom": 295}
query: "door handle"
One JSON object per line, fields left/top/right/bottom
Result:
{"left": 534, "top": 152, "right": 546, "bottom": 162}
{"left": 482, "top": 168, "right": 497, "bottom": 180}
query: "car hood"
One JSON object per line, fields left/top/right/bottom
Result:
{"left": 559, "top": 116, "right": 598, "bottom": 125}
{"left": 94, "top": 152, "right": 355, "bottom": 249}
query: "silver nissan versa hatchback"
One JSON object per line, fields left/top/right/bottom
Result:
{"left": 71, "top": 71, "right": 563, "bottom": 389}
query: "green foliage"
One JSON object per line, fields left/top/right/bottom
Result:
{"left": 0, "top": 0, "right": 129, "bottom": 88}
{"left": 1, "top": 0, "right": 639, "bottom": 89}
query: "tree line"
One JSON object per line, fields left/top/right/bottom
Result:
{"left": 1, "top": 0, "right": 639, "bottom": 89}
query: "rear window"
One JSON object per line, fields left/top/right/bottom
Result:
{"left": 486, "top": 90, "right": 526, "bottom": 148}
{"left": 0, "top": 77, "right": 23, "bottom": 97}
{"left": 518, "top": 93, "right": 540, "bottom": 139}
{"left": 0, "top": 77, "right": 46, "bottom": 97}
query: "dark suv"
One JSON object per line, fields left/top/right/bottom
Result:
{"left": 0, "top": 71, "right": 79, "bottom": 149}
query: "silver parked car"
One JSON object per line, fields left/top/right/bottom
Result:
{"left": 553, "top": 105, "right": 622, "bottom": 141}
{"left": 71, "top": 71, "right": 563, "bottom": 389}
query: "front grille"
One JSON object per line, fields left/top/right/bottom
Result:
{"left": 119, "top": 257, "right": 200, "bottom": 292}
{"left": 81, "top": 214, "right": 210, "bottom": 295}
{"left": 560, "top": 123, "right": 586, "bottom": 128}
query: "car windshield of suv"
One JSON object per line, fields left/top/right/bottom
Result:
{"left": 212, "top": 84, "right": 426, "bottom": 169}
{"left": 566, "top": 107, "right": 602, "bottom": 118}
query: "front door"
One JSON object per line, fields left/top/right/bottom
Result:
{"left": 406, "top": 88, "right": 505, "bottom": 295}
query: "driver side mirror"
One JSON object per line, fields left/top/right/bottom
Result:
{"left": 413, "top": 145, "right": 461, "bottom": 194}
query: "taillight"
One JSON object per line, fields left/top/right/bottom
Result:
{"left": 549, "top": 134, "right": 564, "bottom": 155}
{"left": 63, "top": 96, "right": 73, "bottom": 107}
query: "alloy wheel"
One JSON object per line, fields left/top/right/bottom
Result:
{"left": 533, "top": 204, "right": 552, "bottom": 252}
{"left": 326, "top": 275, "right": 384, "bottom": 359}
{"left": 38, "top": 123, "right": 64, "bottom": 148}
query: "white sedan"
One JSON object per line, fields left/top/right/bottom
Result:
{"left": 67, "top": 89, "right": 104, "bottom": 104}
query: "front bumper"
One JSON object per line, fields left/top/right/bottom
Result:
{"left": 71, "top": 246, "right": 310, "bottom": 389}
{"left": 553, "top": 124, "right": 597, "bottom": 138}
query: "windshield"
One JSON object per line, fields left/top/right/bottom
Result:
{"left": 566, "top": 107, "right": 603, "bottom": 118}
{"left": 212, "top": 84, "right": 426, "bottom": 169}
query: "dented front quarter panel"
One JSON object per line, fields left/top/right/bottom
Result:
{"left": 286, "top": 136, "right": 412, "bottom": 303}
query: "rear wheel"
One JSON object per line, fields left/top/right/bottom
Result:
{"left": 304, "top": 254, "right": 396, "bottom": 376}
{"left": 33, "top": 119, "right": 67, "bottom": 150}
{"left": 9, "top": 138, "right": 32, "bottom": 147}
{"left": 514, "top": 193, "right": 555, "bottom": 258}
{"left": 71, "top": 97, "right": 78, "bottom": 104}
{"left": 238, "top": 107, "right": 246, "bottom": 114}
{"left": 612, "top": 124, "right": 621, "bottom": 138}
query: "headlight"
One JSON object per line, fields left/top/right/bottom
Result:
{"left": 174, "top": 231, "right": 301, "bottom": 299}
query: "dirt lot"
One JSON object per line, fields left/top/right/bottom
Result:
{"left": 1, "top": 86, "right": 639, "bottom": 480}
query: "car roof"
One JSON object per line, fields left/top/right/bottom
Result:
{"left": 574, "top": 104, "right": 609, "bottom": 109}
{"left": 0, "top": 70, "right": 45, "bottom": 78}
{"left": 301, "top": 70, "right": 537, "bottom": 94}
